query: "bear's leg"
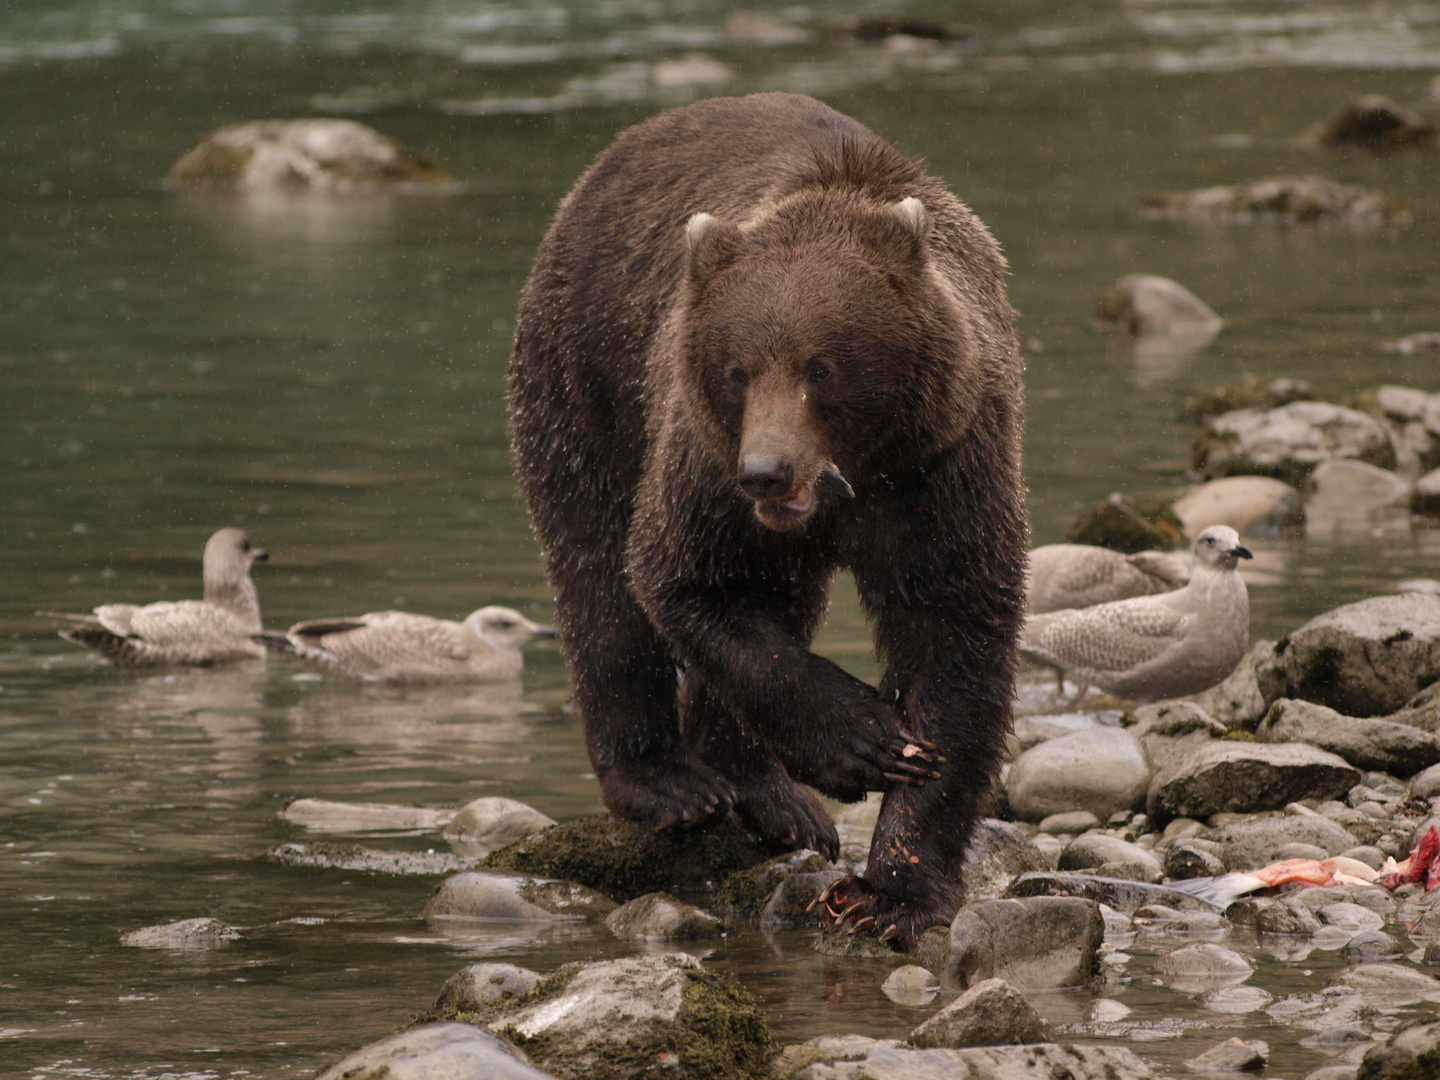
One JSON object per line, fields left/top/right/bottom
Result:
{"left": 683, "top": 680, "right": 838, "bottom": 859}
{"left": 557, "top": 572, "right": 737, "bottom": 830}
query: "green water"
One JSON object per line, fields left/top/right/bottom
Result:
{"left": 3, "top": 2, "right": 1440, "bottom": 1076}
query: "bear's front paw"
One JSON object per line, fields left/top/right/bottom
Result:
{"left": 808, "top": 711, "right": 942, "bottom": 801}
{"left": 808, "top": 873, "right": 945, "bottom": 952}
{"left": 732, "top": 773, "right": 838, "bottom": 861}
{"left": 599, "top": 752, "right": 737, "bottom": 831}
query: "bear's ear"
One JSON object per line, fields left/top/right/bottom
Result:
{"left": 684, "top": 212, "right": 744, "bottom": 290}
{"left": 874, "top": 196, "right": 930, "bottom": 265}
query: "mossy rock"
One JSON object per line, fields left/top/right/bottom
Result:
{"left": 714, "top": 850, "right": 835, "bottom": 923}
{"left": 1064, "top": 493, "right": 1184, "bottom": 553}
{"left": 481, "top": 812, "right": 787, "bottom": 904}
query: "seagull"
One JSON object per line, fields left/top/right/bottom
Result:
{"left": 1020, "top": 525, "right": 1251, "bottom": 703}
{"left": 41, "top": 527, "right": 268, "bottom": 666}
{"left": 259, "top": 606, "right": 556, "bottom": 685}
{"left": 1027, "top": 544, "right": 1189, "bottom": 614}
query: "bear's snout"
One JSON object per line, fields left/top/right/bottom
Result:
{"left": 738, "top": 457, "right": 794, "bottom": 500}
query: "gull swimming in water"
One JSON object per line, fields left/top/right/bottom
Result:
{"left": 42, "top": 527, "right": 268, "bottom": 666}
{"left": 1027, "top": 544, "right": 1189, "bottom": 614}
{"left": 259, "top": 606, "right": 556, "bottom": 685}
{"left": 1020, "top": 525, "right": 1251, "bottom": 703}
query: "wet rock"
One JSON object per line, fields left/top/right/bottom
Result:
{"left": 1343, "top": 845, "right": 1388, "bottom": 870}
{"left": 908, "top": 977, "right": 1051, "bottom": 1049}
{"left": 1328, "top": 962, "right": 1440, "bottom": 1004}
{"left": 1383, "top": 332, "right": 1440, "bottom": 357}
{"left": 1186, "top": 641, "right": 1275, "bottom": 729}
{"left": 714, "top": 850, "right": 844, "bottom": 928}
{"left": 1258, "top": 594, "right": 1440, "bottom": 716}
{"left": 1316, "top": 95, "right": 1438, "bottom": 152}
{"left": 1186, "top": 376, "right": 1315, "bottom": 423}
{"left": 770, "top": 1034, "right": 904, "bottom": 1079}
{"left": 947, "top": 897, "right": 1103, "bottom": 989}
{"left": 1058, "top": 835, "right": 1161, "bottom": 881}
{"left": 1153, "top": 943, "right": 1253, "bottom": 993}
{"left": 1410, "top": 763, "right": 1440, "bottom": 798}
{"left": 1012, "top": 712, "right": 1114, "bottom": 749}
{"left": 1129, "top": 700, "right": 1226, "bottom": 739}
{"left": 813, "top": 924, "right": 896, "bottom": 959}
{"left": 1258, "top": 698, "right": 1440, "bottom": 776}
{"left": 433, "top": 963, "right": 543, "bottom": 1014}
{"left": 1137, "top": 175, "right": 1402, "bottom": 227}
{"left": 485, "top": 954, "right": 771, "bottom": 1080}
{"left": 1063, "top": 493, "right": 1184, "bottom": 553}
{"left": 442, "top": 798, "right": 555, "bottom": 852}
{"left": 268, "top": 841, "right": 479, "bottom": 875}
{"left": 1319, "top": 902, "right": 1385, "bottom": 934}
{"left": 481, "top": 812, "right": 783, "bottom": 903}
{"left": 964, "top": 818, "right": 1051, "bottom": 900}
{"left": 1306, "top": 460, "right": 1413, "bottom": 537}
{"left": 1184, "top": 1037, "right": 1267, "bottom": 1072}
{"left": 1006, "top": 871, "right": 1216, "bottom": 913}
{"left": 1278, "top": 842, "right": 1331, "bottom": 860}
{"left": 1208, "top": 814, "right": 1360, "bottom": 869}
{"left": 1038, "top": 810, "right": 1102, "bottom": 834}
{"left": 605, "top": 892, "right": 722, "bottom": 941}
{"left": 1006, "top": 728, "right": 1151, "bottom": 822}
{"left": 120, "top": 917, "right": 240, "bottom": 949}
{"left": 881, "top": 965, "right": 940, "bottom": 1007}
{"left": 1414, "top": 468, "right": 1440, "bottom": 517}
{"left": 1147, "top": 742, "right": 1361, "bottom": 823}
{"left": 423, "top": 872, "right": 616, "bottom": 922}
{"left": 1345, "top": 930, "right": 1402, "bottom": 962}
{"left": 281, "top": 797, "right": 456, "bottom": 833}
{"left": 1173, "top": 476, "right": 1303, "bottom": 539}
{"left": 1229, "top": 896, "right": 1322, "bottom": 936}
{"left": 167, "top": 119, "right": 451, "bottom": 192}
{"left": 791, "top": 1043, "right": 1160, "bottom": 1080}
{"left": 1165, "top": 843, "right": 1226, "bottom": 880}
{"left": 314, "top": 1022, "right": 553, "bottom": 1080}
{"left": 1357, "top": 1020, "right": 1440, "bottom": 1080}
{"left": 1195, "top": 401, "right": 1395, "bottom": 487}
{"left": 1350, "top": 385, "right": 1440, "bottom": 478}
{"left": 1203, "top": 984, "right": 1273, "bottom": 1014}
{"left": 1094, "top": 274, "right": 1223, "bottom": 338}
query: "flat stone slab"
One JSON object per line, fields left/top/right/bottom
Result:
{"left": 1258, "top": 698, "right": 1440, "bottom": 776}
{"left": 792, "top": 1043, "right": 1160, "bottom": 1080}
{"left": 281, "top": 798, "right": 456, "bottom": 833}
{"left": 315, "top": 1022, "right": 553, "bottom": 1080}
{"left": 1147, "top": 742, "right": 1360, "bottom": 822}
{"left": 269, "top": 841, "right": 480, "bottom": 876}
{"left": 120, "top": 917, "right": 240, "bottom": 950}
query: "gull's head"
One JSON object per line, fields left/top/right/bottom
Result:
{"left": 204, "top": 527, "right": 267, "bottom": 583}
{"left": 464, "top": 606, "right": 559, "bottom": 652}
{"left": 1192, "top": 525, "right": 1252, "bottom": 570}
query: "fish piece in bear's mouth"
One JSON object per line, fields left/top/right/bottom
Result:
{"left": 753, "top": 480, "right": 816, "bottom": 530}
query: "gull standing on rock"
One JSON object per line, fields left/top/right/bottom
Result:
{"left": 1027, "top": 544, "right": 1189, "bottom": 614}
{"left": 1020, "top": 525, "right": 1252, "bottom": 703}
{"left": 260, "top": 607, "right": 556, "bottom": 685}
{"left": 42, "top": 527, "right": 269, "bottom": 666}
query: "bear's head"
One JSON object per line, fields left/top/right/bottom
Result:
{"left": 679, "top": 190, "right": 967, "bottom": 532}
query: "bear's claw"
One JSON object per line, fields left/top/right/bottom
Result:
{"left": 811, "top": 873, "right": 933, "bottom": 951}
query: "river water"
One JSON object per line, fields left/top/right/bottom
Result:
{"left": 2, "top": 2, "right": 1439, "bottom": 1077}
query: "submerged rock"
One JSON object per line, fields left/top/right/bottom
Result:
{"left": 315, "top": 1022, "right": 553, "bottom": 1080}
{"left": 787, "top": 1043, "right": 1160, "bottom": 1080}
{"left": 947, "top": 897, "right": 1103, "bottom": 989}
{"left": 1305, "top": 460, "right": 1412, "bottom": 537}
{"left": 423, "top": 872, "right": 616, "bottom": 922}
{"left": 1185, "top": 376, "right": 1315, "bottom": 423}
{"left": 605, "top": 893, "right": 722, "bottom": 941}
{"left": 281, "top": 798, "right": 456, "bottom": 833}
{"left": 1094, "top": 274, "right": 1223, "bottom": 338}
{"left": 1137, "top": 175, "right": 1401, "bottom": 227}
{"left": 1005, "top": 728, "right": 1151, "bottom": 823}
{"left": 1147, "top": 742, "right": 1361, "bottom": 823}
{"left": 1382, "top": 332, "right": 1440, "bottom": 357}
{"left": 1006, "top": 871, "right": 1216, "bottom": 913}
{"left": 484, "top": 953, "right": 772, "bottom": 1080}
{"left": 481, "top": 812, "right": 783, "bottom": 904}
{"left": 433, "top": 963, "right": 543, "bottom": 1015}
{"left": 1257, "top": 698, "right": 1440, "bottom": 776}
{"left": 167, "top": 119, "right": 451, "bottom": 192}
{"left": 442, "top": 797, "right": 556, "bottom": 852}
{"left": 1195, "top": 401, "right": 1395, "bottom": 487}
{"left": 120, "top": 917, "right": 240, "bottom": 950}
{"left": 268, "top": 841, "right": 478, "bottom": 875}
{"left": 907, "top": 977, "right": 1051, "bottom": 1049}
{"left": 1153, "top": 943, "right": 1254, "bottom": 993}
{"left": 881, "top": 965, "right": 940, "bottom": 1007}
{"left": 1258, "top": 594, "right": 1440, "bottom": 716}
{"left": 1063, "top": 493, "right": 1184, "bottom": 553}
{"left": 1173, "top": 476, "right": 1303, "bottom": 539}
{"left": 1315, "top": 95, "right": 1437, "bottom": 152}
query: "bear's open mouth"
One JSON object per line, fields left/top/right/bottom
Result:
{"left": 752, "top": 481, "right": 816, "bottom": 531}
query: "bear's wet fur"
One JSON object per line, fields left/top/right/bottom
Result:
{"left": 509, "top": 93, "right": 1027, "bottom": 950}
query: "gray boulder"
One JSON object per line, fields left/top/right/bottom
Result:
{"left": 1152, "top": 943, "right": 1253, "bottom": 993}
{"left": 1258, "top": 698, "right": 1440, "bottom": 776}
{"left": 1194, "top": 401, "right": 1394, "bottom": 487}
{"left": 1147, "top": 742, "right": 1361, "bottom": 822}
{"left": 1328, "top": 963, "right": 1440, "bottom": 1004}
{"left": 315, "top": 1023, "right": 554, "bottom": 1080}
{"left": 907, "top": 977, "right": 1051, "bottom": 1049}
{"left": 167, "top": 119, "right": 451, "bottom": 192}
{"left": 1058, "top": 834, "right": 1161, "bottom": 882}
{"left": 442, "top": 798, "right": 555, "bottom": 853}
{"left": 1206, "top": 814, "right": 1361, "bottom": 870}
{"left": 964, "top": 819, "right": 1051, "bottom": 899}
{"left": 714, "top": 850, "right": 845, "bottom": 928}
{"left": 1163, "top": 842, "right": 1225, "bottom": 880}
{"left": 1172, "top": 476, "right": 1303, "bottom": 539}
{"left": 1005, "top": 728, "right": 1151, "bottom": 822}
{"left": 1094, "top": 274, "right": 1222, "bottom": 337}
{"left": 1259, "top": 594, "right": 1440, "bottom": 715}
{"left": 433, "top": 964, "right": 543, "bottom": 1014}
{"left": 423, "top": 873, "right": 616, "bottom": 923}
{"left": 1306, "top": 459, "right": 1412, "bottom": 538}
{"left": 947, "top": 897, "right": 1103, "bottom": 989}
{"left": 486, "top": 954, "right": 772, "bottom": 1079}
{"left": 1352, "top": 384, "right": 1440, "bottom": 478}
{"left": 1357, "top": 1020, "right": 1440, "bottom": 1080}
{"left": 605, "top": 893, "right": 722, "bottom": 941}
{"left": 1128, "top": 700, "right": 1226, "bottom": 739}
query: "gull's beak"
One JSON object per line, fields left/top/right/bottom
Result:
{"left": 253, "top": 548, "right": 269, "bottom": 562}
{"left": 1232, "top": 546, "right": 1253, "bottom": 560}
{"left": 532, "top": 623, "right": 559, "bottom": 638}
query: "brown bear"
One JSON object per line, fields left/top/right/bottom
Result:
{"left": 509, "top": 93, "right": 1026, "bottom": 949}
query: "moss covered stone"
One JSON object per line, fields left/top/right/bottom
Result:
{"left": 481, "top": 812, "right": 785, "bottom": 904}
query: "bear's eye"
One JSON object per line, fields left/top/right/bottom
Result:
{"left": 727, "top": 366, "right": 749, "bottom": 389}
{"left": 807, "top": 361, "right": 834, "bottom": 384}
